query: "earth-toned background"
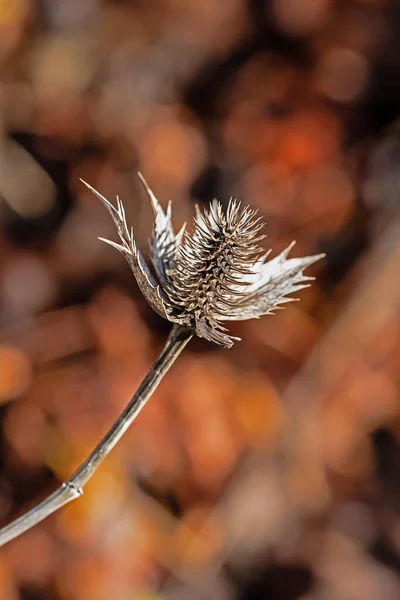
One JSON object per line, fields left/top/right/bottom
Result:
{"left": 0, "top": 1, "right": 399, "bottom": 599}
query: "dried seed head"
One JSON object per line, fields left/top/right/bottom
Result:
{"left": 164, "top": 199, "right": 265, "bottom": 346}
{"left": 81, "top": 177, "right": 325, "bottom": 348}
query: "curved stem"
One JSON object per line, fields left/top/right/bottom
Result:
{"left": 0, "top": 325, "right": 192, "bottom": 548}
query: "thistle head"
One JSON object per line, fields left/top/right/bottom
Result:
{"left": 81, "top": 176, "right": 324, "bottom": 348}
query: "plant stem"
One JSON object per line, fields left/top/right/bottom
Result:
{"left": 0, "top": 324, "right": 192, "bottom": 548}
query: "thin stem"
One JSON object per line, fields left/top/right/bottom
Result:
{"left": 0, "top": 324, "right": 192, "bottom": 548}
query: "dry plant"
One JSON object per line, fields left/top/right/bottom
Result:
{"left": 0, "top": 175, "right": 324, "bottom": 547}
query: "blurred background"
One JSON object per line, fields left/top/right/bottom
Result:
{"left": 0, "top": 0, "right": 400, "bottom": 599}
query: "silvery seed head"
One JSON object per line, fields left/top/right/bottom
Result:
{"left": 81, "top": 176, "right": 324, "bottom": 348}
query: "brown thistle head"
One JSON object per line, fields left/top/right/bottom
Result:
{"left": 164, "top": 199, "right": 265, "bottom": 345}
{"left": 81, "top": 176, "right": 324, "bottom": 348}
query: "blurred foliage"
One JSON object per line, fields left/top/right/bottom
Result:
{"left": 0, "top": 1, "right": 399, "bottom": 599}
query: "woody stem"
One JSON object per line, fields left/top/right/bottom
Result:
{"left": 0, "top": 324, "right": 192, "bottom": 548}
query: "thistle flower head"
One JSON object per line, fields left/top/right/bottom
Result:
{"left": 81, "top": 176, "right": 324, "bottom": 348}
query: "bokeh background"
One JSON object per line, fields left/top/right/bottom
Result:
{"left": 0, "top": 0, "right": 400, "bottom": 599}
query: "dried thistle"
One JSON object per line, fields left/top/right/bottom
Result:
{"left": 0, "top": 175, "right": 324, "bottom": 548}
{"left": 81, "top": 174, "right": 324, "bottom": 347}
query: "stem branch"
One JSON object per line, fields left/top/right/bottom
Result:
{"left": 0, "top": 325, "right": 192, "bottom": 548}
